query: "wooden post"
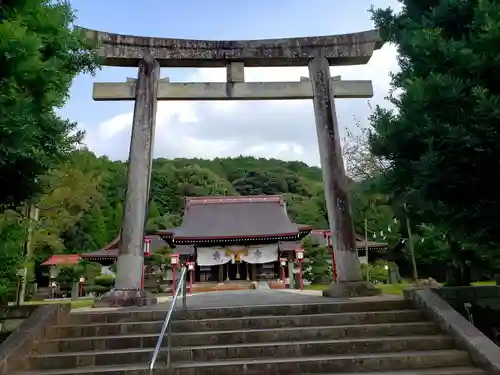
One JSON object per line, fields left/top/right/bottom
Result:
{"left": 309, "top": 57, "right": 377, "bottom": 297}
{"left": 405, "top": 203, "right": 419, "bottom": 283}
{"left": 18, "top": 204, "right": 39, "bottom": 304}
{"left": 218, "top": 264, "right": 224, "bottom": 283}
{"left": 97, "top": 57, "right": 160, "bottom": 306}
{"left": 287, "top": 253, "right": 294, "bottom": 288}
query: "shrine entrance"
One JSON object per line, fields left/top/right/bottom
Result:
{"left": 225, "top": 262, "right": 250, "bottom": 281}
{"left": 81, "top": 26, "right": 386, "bottom": 305}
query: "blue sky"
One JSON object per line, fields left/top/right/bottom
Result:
{"left": 65, "top": 0, "right": 400, "bottom": 165}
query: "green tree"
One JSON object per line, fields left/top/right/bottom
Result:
{"left": 0, "top": 0, "right": 98, "bottom": 207}
{"left": 369, "top": 1, "right": 500, "bottom": 246}
{"left": 0, "top": 210, "right": 25, "bottom": 303}
{"left": 285, "top": 193, "right": 328, "bottom": 228}
{"left": 369, "top": 0, "right": 500, "bottom": 281}
{"left": 302, "top": 237, "right": 331, "bottom": 283}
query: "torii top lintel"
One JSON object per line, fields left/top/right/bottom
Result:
{"left": 77, "top": 27, "right": 384, "bottom": 68}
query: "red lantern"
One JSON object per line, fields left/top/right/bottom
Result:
{"left": 170, "top": 253, "right": 180, "bottom": 296}
{"left": 144, "top": 237, "right": 151, "bottom": 256}
{"left": 79, "top": 277, "right": 85, "bottom": 297}
{"left": 279, "top": 258, "right": 287, "bottom": 288}
{"left": 325, "top": 231, "right": 337, "bottom": 282}
{"left": 141, "top": 237, "right": 152, "bottom": 290}
{"left": 186, "top": 261, "right": 195, "bottom": 293}
{"left": 295, "top": 247, "right": 305, "bottom": 291}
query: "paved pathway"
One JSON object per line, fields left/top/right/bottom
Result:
{"left": 73, "top": 289, "right": 402, "bottom": 313}
{"left": 171, "top": 289, "right": 332, "bottom": 310}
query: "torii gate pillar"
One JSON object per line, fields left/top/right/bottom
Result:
{"left": 309, "top": 57, "right": 379, "bottom": 297}
{"left": 97, "top": 57, "right": 160, "bottom": 307}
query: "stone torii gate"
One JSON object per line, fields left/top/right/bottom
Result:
{"left": 80, "top": 27, "right": 385, "bottom": 306}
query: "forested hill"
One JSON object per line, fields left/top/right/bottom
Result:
{"left": 33, "top": 149, "right": 330, "bottom": 260}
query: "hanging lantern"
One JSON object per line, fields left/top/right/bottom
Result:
{"left": 144, "top": 237, "right": 151, "bottom": 256}
{"left": 295, "top": 247, "right": 305, "bottom": 260}
{"left": 170, "top": 253, "right": 180, "bottom": 266}
{"left": 279, "top": 258, "right": 287, "bottom": 267}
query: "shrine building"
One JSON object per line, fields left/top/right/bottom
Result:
{"left": 80, "top": 195, "right": 387, "bottom": 286}
{"left": 82, "top": 195, "right": 312, "bottom": 283}
{"left": 157, "top": 195, "right": 312, "bottom": 282}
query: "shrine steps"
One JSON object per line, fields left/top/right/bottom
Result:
{"left": 15, "top": 298, "right": 487, "bottom": 375}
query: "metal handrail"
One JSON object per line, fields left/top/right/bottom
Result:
{"left": 149, "top": 266, "right": 188, "bottom": 374}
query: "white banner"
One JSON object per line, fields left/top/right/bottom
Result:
{"left": 240, "top": 244, "right": 278, "bottom": 264}
{"left": 197, "top": 245, "right": 278, "bottom": 266}
{"left": 196, "top": 247, "right": 232, "bottom": 266}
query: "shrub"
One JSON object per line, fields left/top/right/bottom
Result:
{"left": 361, "top": 262, "right": 389, "bottom": 284}
{"left": 94, "top": 275, "right": 115, "bottom": 288}
{"left": 83, "top": 285, "right": 110, "bottom": 296}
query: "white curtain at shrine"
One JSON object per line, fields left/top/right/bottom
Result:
{"left": 239, "top": 244, "right": 278, "bottom": 264}
{"left": 197, "top": 247, "right": 233, "bottom": 266}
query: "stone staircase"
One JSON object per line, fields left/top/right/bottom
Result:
{"left": 16, "top": 299, "right": 487, "bottom": 375}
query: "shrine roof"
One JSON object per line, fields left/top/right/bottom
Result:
{"left": 41, "top": 254, "right": 82, "bottom": 266}
{"left": 278, "top": 241, "right": 302, "bottom": 252}
{"left": 80, "top": 235, "right": 195, "bottom": 261}
{"left": 159, "top": 195, "right": 312, "bottom": 242}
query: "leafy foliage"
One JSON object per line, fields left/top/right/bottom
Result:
{"left": 302, "top": 237, "right": 332, "bottom": 284}
{"left": 0, "top": 0, "right": 99, "bottom": 207}
{"left": 369, "top": 0, "right": 500, "bottom": 247}
{"left": 361, "top": 262, "right": 389, "bottom": 284}
{"left": 0, "top": 210, "right": 25, "bottom": 304}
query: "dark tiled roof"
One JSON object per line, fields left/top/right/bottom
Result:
{"left": 278, "top": 241, "right": 302, "bottom": 252}
{"left": 170, "top": 244, "right": 195, "bottom": 255}
{"left": 81, "top": 235, "right": 180, "bottom": 260}
{"left": 166, "top": 195, "right": 311, "bottom": 240}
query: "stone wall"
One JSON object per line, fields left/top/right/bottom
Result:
{"left": 405, "top": 288, "right": 500, "bottom": 374}
{"left": 437, "top": 285, "right": 500, "bottom": 310}
{"left": 435, "top": 286, "right": 500, "bottom": 345}
{"left": 0, "top": 306, "right": 38, "bottom": 344}
{"left": 0, "top": 303, "right": 70, "bottom": 375}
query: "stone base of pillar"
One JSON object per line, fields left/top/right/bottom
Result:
{"left": 95, "top": 289, "right": 158, "bottom": 307}
{"left": 322, "top": 281, "right": 381, "bottom": 298}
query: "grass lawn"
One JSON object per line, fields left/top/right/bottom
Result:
{"left": 375, "top": 283, "right": 411, "bottom": 295}
{"left": 10, "top": 298, "right": 95, "bottom": 309}
{"left": 471, "top": 280, "right": 496, "bottom": 286}
{"left": 305, "top": 282, "right": 411, "bottom": 295}
{"left": 306, "top": 280, "right": 497, "bottom": 296}
{"left": 304, "top": 284, "right": 329, "bottom": 291}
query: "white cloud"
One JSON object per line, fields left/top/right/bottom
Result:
{"left": 84, "top": 44, "right": 398, "bottom": 166}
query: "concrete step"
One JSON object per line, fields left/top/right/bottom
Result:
{"left": 317, "top": 370, "right": 486, "bottom": 375}
{"left": 171, "top": 350, "right": 474, "bottom": 375}
{"left": 17, "top": 350, "right": 475, "bottom": 375}
{"left": 47, "top": 309, "right": 423, "bottom": 338}
{"left": 173, "top": 299, "right": 412, "bottom": 320}
{"left": 172, "top": 309, "right": 423, "bottom": 332}
{"left": 37, "top": 322, "right": 440, "bottom": 353}
{"left": 27, "top": 335, "right": 454, "bottom": 370}
{"left": 169, "top": 321, "right": 440, "bottom": 347}
{"left": 67, "top": 299, "right": 411, "bottom": 325}
{"left": 171, "top": 335, "right": 455, "bottom": 362}
{"left": 68, "top": 309, "right": 167, "bottom": 325}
